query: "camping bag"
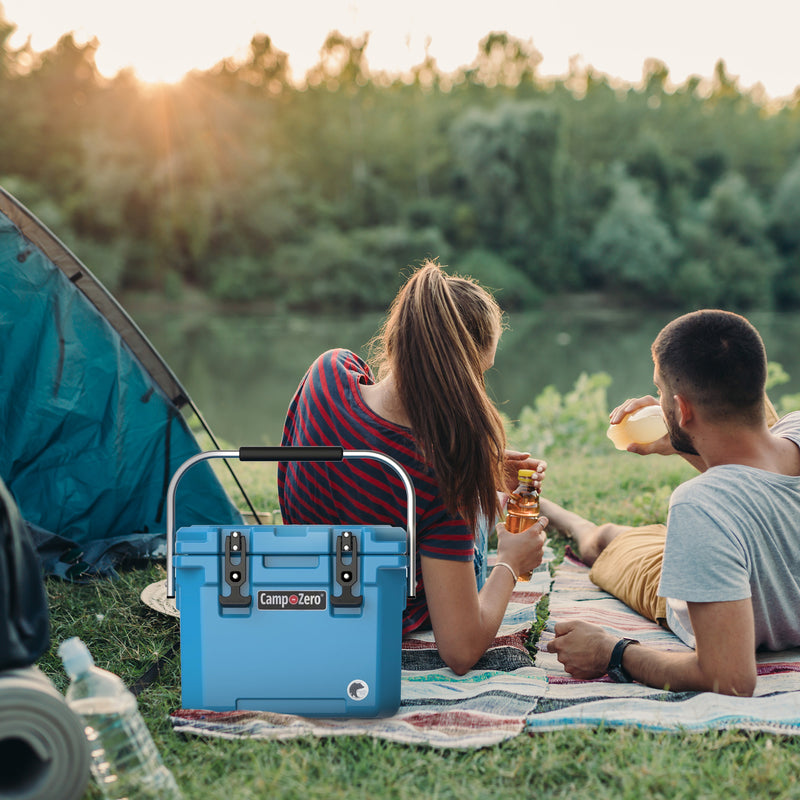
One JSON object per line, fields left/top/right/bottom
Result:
{"left": 0, "top": 477, "right": 50, "bottom": 670}
{"left": 167, "top": 446, "right": 416, "bottom": 718}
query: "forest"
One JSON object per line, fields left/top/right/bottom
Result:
{"left": 2, "top": 9, "right": 800, "bottom": 312}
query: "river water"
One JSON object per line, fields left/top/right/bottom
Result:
{"left": 125, "top": 298, "right": 800, "bottom": 446}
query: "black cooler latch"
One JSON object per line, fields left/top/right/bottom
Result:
{"left": 331, "top": 531, "right": 362, "bottom": 608}
{"left": 219, "top": 531, "right": 252, "bottom": 607}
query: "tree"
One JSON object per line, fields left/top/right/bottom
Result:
{"left": 625, "top": 130, "right": 690, "bottom": 229}
{"left": 211, "top": 34, "right": 291, "bottom": 94}
{"left": 771, "top": 155, "right": 800, "bottom": 252}
{"left": 11, "top": 33, "right": 101, "bottom": 186}
{"left": 451, "top": 100, "right": 565, "bottom": 280}
{"left": 769, "top": 156, "right": 800, "bottom": 306}
{"left": 465, "top": 32, "right": 543, "bottom": 90}
{"left": 0, "top": 7, "right": 19, "bottom": 78}
{"left": 676, "top": 173, "right": 781, "bottom": 308}
{"left": 583, "top": 168, "right": 680, "bottom": 298}
{"left": 306, "top": 31, "right": 369, "bottom": 90}
{"left": 269, "top": 224, "right": 450, "bottom": 311}
{"left": 1, "top": 14, "right": 799, "bottom": 312}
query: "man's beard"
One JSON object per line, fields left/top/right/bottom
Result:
{"left": 665, "top": 405, "right": 699, "bottom": 456}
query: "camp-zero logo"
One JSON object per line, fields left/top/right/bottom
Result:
{"left": 257, "top": 590, "right": 327, "bottom": 610}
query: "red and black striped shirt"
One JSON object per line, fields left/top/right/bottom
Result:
{"left": 278, "top": 349, "right": 475, "bottom": 633}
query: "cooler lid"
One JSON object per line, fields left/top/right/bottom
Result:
{"left": 175, "top": 524, "right": 406, "bottom": 556}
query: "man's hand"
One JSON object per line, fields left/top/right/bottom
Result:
{"left": 609, "top": 396, "right": 675, "bottom": 457}
{"left": 608, "top": 395, "right": 660, "bottom": 425}
{"left": 546, "top": 619, "right": 618, "bottom": 679}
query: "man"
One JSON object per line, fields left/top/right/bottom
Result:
{"left": 544, "top": 309, "right": 800, "bottom": 696}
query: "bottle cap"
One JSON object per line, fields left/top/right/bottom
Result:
{"left": 59, "top": 637, "right": 95, "bottom": 679}
{"left": 517, "top": 468, "right": 535, "bottom": 478}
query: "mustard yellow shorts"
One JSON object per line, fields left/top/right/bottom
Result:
{"left": 588, "top": 524, "right": 668, "bottom": 625}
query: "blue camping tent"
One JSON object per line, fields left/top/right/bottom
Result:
{"left": 0, "top": 187, "right": 243, "bottom": 577}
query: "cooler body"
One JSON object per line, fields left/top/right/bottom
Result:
{"left": 175, "top": 523, "right": 408, "bottom": 717}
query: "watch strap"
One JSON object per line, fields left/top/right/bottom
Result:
{"left": 606, "top": 637, "right": 639, "bottom": 683}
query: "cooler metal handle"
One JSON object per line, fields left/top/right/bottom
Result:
{"left": 166, "top": 447, "right": 417, "bottom": 600}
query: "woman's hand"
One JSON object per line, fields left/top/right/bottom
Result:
{"left": 503, "top": 449, "right": 546, "bottom": 494}
{"left": 495, "top": 516, "right": 548, "bottom": 579}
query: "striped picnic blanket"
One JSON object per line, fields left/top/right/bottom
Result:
{"left": 528, "top": 550, "right": 800, "bottom": 735}
{"left": 170, "top": 547, "right": 800, "bottom": 747}
{"left": 170, "top": 553, "right": 554, "bottom": 749}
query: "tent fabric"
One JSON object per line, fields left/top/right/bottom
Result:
{"left": 0, "top": 188, "right": 242, "bottom": 575}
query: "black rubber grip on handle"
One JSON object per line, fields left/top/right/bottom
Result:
{"left": 238, "top": 446, "right": 344, "bottom": 462}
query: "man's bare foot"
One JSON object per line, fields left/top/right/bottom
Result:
{"left": 538, "top": 498, "right": 628, "bottom": 566}
{"left": 539, "top": 497, "right": 595, "bottom": 539}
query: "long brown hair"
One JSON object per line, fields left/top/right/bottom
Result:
{"left": 370, "top": 260, "right": 506, "bottom": 529}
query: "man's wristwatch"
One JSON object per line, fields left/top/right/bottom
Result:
{"left": 606, "top": 638, "right": 639, "bottom": 683}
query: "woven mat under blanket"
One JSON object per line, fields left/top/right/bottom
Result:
{"left": 529, "top": 549, "right": 800, "bottom": 735}
{"left": 170, "top": 549, "right": 554, "bottom": 749}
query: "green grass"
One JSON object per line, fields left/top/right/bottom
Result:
{"left": 38, "top": 447, "right": 800, "bottom": 800}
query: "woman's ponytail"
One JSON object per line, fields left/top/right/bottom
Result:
{"left": 371, "top": 261, "right": 506, "bottom": 529}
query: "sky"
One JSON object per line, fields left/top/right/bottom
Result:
{"left": 2, "top": 0, "right": 799, "bottom": 99}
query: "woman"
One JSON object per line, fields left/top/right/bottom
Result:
{"left": 278, "top": 261, "right": 548, "bottom": 674}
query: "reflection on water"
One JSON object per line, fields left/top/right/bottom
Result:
{"left": 125, "top": 300, "right": 800, "bottom": 446}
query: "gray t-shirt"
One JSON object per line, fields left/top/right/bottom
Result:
{"left": 658, "top": 412, "right": 800, "bottom": 651}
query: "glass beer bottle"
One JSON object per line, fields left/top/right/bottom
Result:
{"left": 505, "top": 468, "right": 540, "bottom": 580}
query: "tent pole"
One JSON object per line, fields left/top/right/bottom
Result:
{"left": 187, "top": 400, "right": 262, "bottom": 524}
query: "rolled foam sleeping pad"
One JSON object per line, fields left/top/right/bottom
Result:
{"left": 0, "top": 666, "right": 90, "bottom": 800}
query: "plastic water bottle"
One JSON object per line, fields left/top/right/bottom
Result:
{"left": 59, "top": 637, "right": 183, "bottom": 800}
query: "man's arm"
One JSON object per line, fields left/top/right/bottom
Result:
{"left": 547, "top": 598, "right": 757, "bottom": 696}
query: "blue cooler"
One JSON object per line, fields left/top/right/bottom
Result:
{"left": 166, "top": 446, "right": 416, "bottom": 718}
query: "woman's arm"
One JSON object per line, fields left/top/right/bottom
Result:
{"left": 421, "top": 517, "right": 548, "bottom": 675}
